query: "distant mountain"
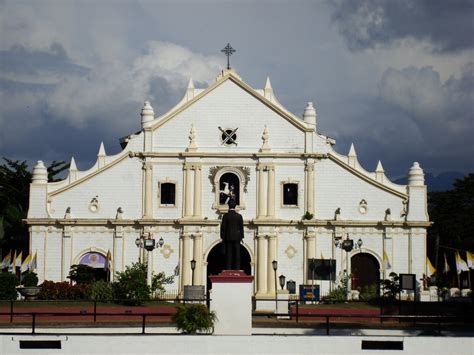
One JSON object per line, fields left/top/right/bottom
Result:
{"left": 394, "top": 171, "right": 465, "bottom": 192}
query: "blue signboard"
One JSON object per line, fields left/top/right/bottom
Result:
{"left": 299, "top": 284, "right": 320, "bottom": 302}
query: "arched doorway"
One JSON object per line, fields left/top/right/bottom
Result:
{"left": 78, "top": 252, "right": 109, "bottom": 281}
{"left": 351, "top": 253, "right": 380, "bottom": 291}
{"left": 206, "top": 243, "right": 251, "bottom": 291}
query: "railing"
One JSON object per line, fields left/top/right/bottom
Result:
{"left": 1, "top": 310, "right": 470, "bottom": 336}
{"left": 0, "top": 297, "right": 209, "bottom": 325}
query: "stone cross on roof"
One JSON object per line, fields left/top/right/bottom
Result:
{"left": 221, "top": 43, "right": 236, "bottom": 70}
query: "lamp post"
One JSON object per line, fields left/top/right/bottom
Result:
{"left": 272, "top": 260, "right": 278, "bottom": 310}
{"left": 335, "top": 234, "right": 362, "bottom": 300}
{"left": 143, "top": 235, "right": 156, "bottom": 287}
{"left": 190, "top": 259, "right": 196, "bottom": 286}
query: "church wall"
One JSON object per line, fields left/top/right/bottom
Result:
{"left": 49, "top": 158, "right": 143, "bottom": 219}
{"left": 315, "top": 159, "right": 405, "bottom": 220}
{"left": 391, "top": 230, "right": 409, "bottom": 274}
{"left": 149, "top": 228, "right": 180, "bottom": 293}
{"left": 152, "top": 81, "right": 305, "bottom": 153}
{"left": 277, "top": 230, "right": 304, "bottom": 289}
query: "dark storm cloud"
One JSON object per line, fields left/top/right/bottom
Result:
{"left": 327, "top": 63, "right": 474, "bottom": 177}
{"left": 0, "top": 43, "right": 88, "bottom": 77}
{"left": 330, "top": 0, "right": 474, "bottom": 53}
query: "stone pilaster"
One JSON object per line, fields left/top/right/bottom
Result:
{"left": 192, "top": 233, "right": 203, "bottom": 285}
{"left": 305, "top": 161, "right": 315, "bottom": 215}
{"left": 304, "top": 232, "right": 315, "bottom": 283}
{"left": 267, "top": 165, "right": 275, "bottom": 218}
{"left": 266, "top": 235, "right": 277, "bottom": 295}
{"left": 256, "top": 234, "right": 267, "bottom": 295}
{"left": 257, "top": 164, "right": 266, "bottom": 218}
{"left": 181, "top": 234, "right": 192, "bottom": 287}
{"left": 143, "top": 162, "right": 153, "bottom": 218}
{"left": 193, "top": 165, "right": 202, "bottom": 218}
{"left": 184, "top": 164, "right": 193, "bottom": 217}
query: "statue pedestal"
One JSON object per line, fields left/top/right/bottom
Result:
{"left": 209, "top": 270, "right": 254, "bottom": 335}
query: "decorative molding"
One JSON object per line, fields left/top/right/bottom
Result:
{"left": 285, "top": 245, "right": 297, "bottom": 259}
{"left": 160, "top": 244, "right": 174, "bottom": 259}
{"left": 208, "top": 166, "right": 251, "bottom": 192}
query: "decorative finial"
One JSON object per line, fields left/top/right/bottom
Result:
{"left": 187, "top": 124, "right": 197, "bottom": 152}
{"left": 260, "top": 125, "right": 270, "bottom": 152}
{"left": 221, "top": 43, "right": 236, "bottom": 70}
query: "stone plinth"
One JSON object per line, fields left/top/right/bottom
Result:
{"left": 209, "top": 270, "right": 254, "bottom": 335}
{"left": 277, "top": 290, "right": 290, "bottom": 319}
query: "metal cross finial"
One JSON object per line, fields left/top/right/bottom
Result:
{"left": 221, "top": 43, "right": 236, "bottom": 70}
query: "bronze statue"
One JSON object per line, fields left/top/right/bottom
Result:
{"left": 220, "top": 199, "right": 244, "bottom": 270}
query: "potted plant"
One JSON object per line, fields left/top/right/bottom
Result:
{"left": 17, "top": 271, "right": 41, "bottom": 300}
{"left": 172, "top": 304, "right": 216, "bottom": 334}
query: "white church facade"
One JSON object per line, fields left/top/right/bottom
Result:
{"left": 26, "top": 68, "right": 430, "bottom": 299}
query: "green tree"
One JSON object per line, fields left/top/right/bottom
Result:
{"left": 67, "top": 264, "right": 96, "bottom": 285}
{"left": 428, "top": 173, "right": 474, "bottom": 273}
{"left": 0, "top": 158, "right": 69, "bottom": 255}
{"left": 0, "top": 273, "right": 19, "bottom": 299}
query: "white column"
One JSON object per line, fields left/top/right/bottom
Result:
{"left": 267, "top": 235, "right": 277, "bottom": 296}
{"left": 256, "top": 234, "right": 267, "bottom": 295}
{"left": 184, "top": 165, "right": 193, "bottom": 217}
{"left": 144, "top": 162, "right": 153, "bottom": 218}
{"left": 267, "top": 165, "right": 275, "bottom": 218}
{"left": 305, "top": 161, "right": 315, "bottom": 215}
{"left": 305, "top": 233, "right": 315, "bottom": 283}
{"left": 257, "top": 164, "right": 266, "bottom": 218}
{"left": 193, "top": 165, "right": 202, "bottom": 218}
{"left": 181, "top": 234, "right": 192, "bottom": 287}
{"left": 193, "top": 233, "right": 203, "bottom": 285}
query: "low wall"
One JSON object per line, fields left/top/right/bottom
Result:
{"left": 1, "top": 333, "right": 472, "bottom": 354}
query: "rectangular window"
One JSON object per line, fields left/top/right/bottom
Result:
{"left": 282, "top": 183, "right": 298, "bottom": 206}
{"left": 160, "top": 182, "right": 176, "bottom": 206}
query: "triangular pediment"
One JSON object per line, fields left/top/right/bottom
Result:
{"left": 147, "top": 71, "right": 312, "bottom": 133}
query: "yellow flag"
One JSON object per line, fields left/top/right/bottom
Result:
{"left": 443, "top": 253, "right": 450, "bottom": 274}
{"left": 455, "top": 251, "right": 469, "bottom": 274}
{"left": 15, "top": 251, "right": 22, "bottom": 267}
{"left": 20, "top": 254, "right": 31, "bottom": 273}
{"left": 1, "top": 251, "right": 11, "bottom": 269}
{"left": 383, "top": 250, "right": 391, "bottom": 269}
{"left": 466, "top": 251, "right": 474, "bottom": 269}
{"left": 426, "top": 257, "right": 436, "bottom": 276}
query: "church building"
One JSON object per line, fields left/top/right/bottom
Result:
{"left": 26, "top": 66, "right": 430, "bottom": 301}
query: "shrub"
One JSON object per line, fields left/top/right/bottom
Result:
{"left": 38, "top": 281, "right": 90, "bottom": 300}
{"left": 68, "top": 264, "right": 96, "bottom": 284}
{"left": 380, "top": 272, "right": 399, "bottom": 300}
{"left": 0, "top": 273, "right": 19, "bottom": 300}
{"left": 21, "top": 271, "right": 38, "bottom": 287}
{"left": 90, "top": 280, "right": 113, "bottom": 302}
{"left": 324, "top": 273, "right": 349, "bottom": 302}
{"left": 112, "top": 262, "right": 174, "bottom": 305}
{"left": 112, "top": 263, "right": 150, "bottom": 305}
{"left": 172, "top": 304, "right": 216, "bottom": 334}
{"left": 359, "top": 283, "right": 379, "bottom": 301}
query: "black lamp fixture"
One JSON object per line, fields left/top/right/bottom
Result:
{"left": 144, "top": 237, "right": 156, "bottom": 251}
{"left": 190, "top": 259, "right": 196, "bottom": 286}
{"left": 135, "top": 237, "right": 141, "bottom": 247}
{"left": 279, "top": 274, "right": 286, "bottom": 290}
{"left": 272, "top": 260, "right": 278, "bottom": 271}
{"left": 158, "top": 237, "right": 165, "bottom": 248}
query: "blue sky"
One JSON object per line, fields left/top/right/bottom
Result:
{"left": 0, "top": 0, "right": 473, "bottom": 179}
